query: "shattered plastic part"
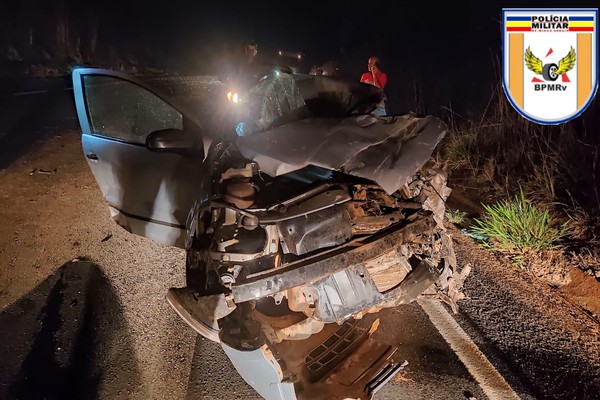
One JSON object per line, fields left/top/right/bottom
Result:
{"left": 278, "top": 204, "right": 353, "bottom": 256}
{"left": 311, "top": 260, "right": 439, "bottom": 323}
{"left": 273, "top": 317, "right": 326, "bottom": 342}
{"left": 303, "top": 319, "right": 368, "bottom": 382}
{"left": 221, "top": 343, "right": 297, "bottom": 400}
{"left": 420, "top": 168, "right": 453, "bottom": 228}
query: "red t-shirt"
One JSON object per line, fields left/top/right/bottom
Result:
{"left": 360, "top": 71, "right": 387, "bottom": 89}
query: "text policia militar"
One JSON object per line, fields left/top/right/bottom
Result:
{"left": 532, "top": 15, "right": 569, "bottom": 30}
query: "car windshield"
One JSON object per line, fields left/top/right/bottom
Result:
{"left": 233, "top": 72, "right": 384, "bottom": 136}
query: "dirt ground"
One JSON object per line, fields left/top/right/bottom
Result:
{"left": 446, "top": 189, "right": 600, "bottom": 321}
{"left": 562, "top": 267, "right": 600, "bottom": 320}
{"left": 0, "top": 131, "right": 196, "bottom": 398}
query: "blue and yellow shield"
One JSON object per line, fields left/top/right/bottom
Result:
{"left": 503, "top": 8, "right": 598, "bottom": 124}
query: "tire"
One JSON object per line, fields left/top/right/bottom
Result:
{"left": 542, "top": 63, "right": 559, "bottom": 81}
{"left": 166, "top": 288, "right": 221, "bottom": 343}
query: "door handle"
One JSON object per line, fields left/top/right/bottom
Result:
{"left": 86, "top": 153, "right": 98, "bottom": 160}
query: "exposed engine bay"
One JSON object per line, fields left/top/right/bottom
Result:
{"left": 168, "top": 118, "right": 467, "bottom": 398}
{"left": 160, "top": 73, "right": 470, "bottom": 399}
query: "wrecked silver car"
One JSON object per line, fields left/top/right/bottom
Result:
{"left": 72, "top": 68, "right": 461, "bottom": 399}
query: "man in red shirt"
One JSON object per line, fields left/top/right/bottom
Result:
{"left": 360, "top": 56, "right": 388, "bottom": 115}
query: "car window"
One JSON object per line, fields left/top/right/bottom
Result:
{"left": 233, "top": 73, "right": 383, "bottom": 137}
{"left": 83, "top": 75, "right": 183, "bottom": 144}
{"left": 293, "top": 74, "right": 383, "bottom": 117}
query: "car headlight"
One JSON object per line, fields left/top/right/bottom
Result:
{"left": 226, "top": 90, "right": 240, "bottom": 103}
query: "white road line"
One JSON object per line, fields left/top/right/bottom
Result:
{"left": 12, "top": 89, "right": 50, "bottom": 96}
{"left": 417, "top": 298, "right": 521, "bottom": 400}
{"left": 12, "top": 87, "right": 73, "bottom": 96}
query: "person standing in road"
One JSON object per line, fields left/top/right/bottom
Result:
{"left": 243, "top": 40, "right": 258, "bottom": 66}
{"left": 236, "top": 40, "right": 263, "bottom": 89}
{"left": 221, "top": 40, "right": 264, "bottom": 90}
{"left": 360, "top": 56, "right": 388, "bottom": 116}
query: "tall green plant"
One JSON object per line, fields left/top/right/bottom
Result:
{"left": 471, "top": 189, "right": 566, "bottom": 253}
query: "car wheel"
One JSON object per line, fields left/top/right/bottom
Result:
{"left": 542, "top": 63, "right": 559, "bottom": 81}
{"left": 166, "top": 288, "right": 221, "bottom": 342}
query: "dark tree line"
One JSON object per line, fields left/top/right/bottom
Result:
{"left": 0, "top": 0, "right": 167, "bottom": 73}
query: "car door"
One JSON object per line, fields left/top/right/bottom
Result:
{"left": 72, "top": 68, "right": 207, "bottom": 248}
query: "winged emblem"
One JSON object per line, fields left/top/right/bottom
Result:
{"left": 524, "top": 46, "right": 576, "bottom": 81}
{"left": 555, "top": 47, "right": 577, "bottom": 75}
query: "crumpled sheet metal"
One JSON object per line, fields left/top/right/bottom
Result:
{"left": 427, "top": 262, "right": 472, "bottom": 314}
{"left": 421, "top": 169, "right": 453, "bottom": 228}
{"left": 236, "top": 113, "right": 448, "bottom": 194}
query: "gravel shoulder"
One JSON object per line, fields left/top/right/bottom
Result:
{"left": 451, "top": 226, "right": 600, "bottom": 399}
{"left": 0, "top": 131, "right": 196, "bottom": 399}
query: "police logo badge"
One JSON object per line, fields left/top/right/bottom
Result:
{"left": 503, "top": 8, "right": 598, "bottom": 124}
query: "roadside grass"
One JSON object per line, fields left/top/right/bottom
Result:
{"left": 565, "top": 207, "right": 600, "bottom": 247}
{"left": 440, "top": 81, "right": 576, "bottom": 209}
{"left": 439, "top": 79, "right": 600, "bottom": 282}
{"left": 445, "top": 209, "right": 467, "bottom": 225}
{"left": 471, "top": 189, "right": 567, "bottom": 254}
{"left": 444, "top": 129, "right": 477, "bottom": 172}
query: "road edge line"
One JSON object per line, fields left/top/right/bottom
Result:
{"left": 12, "top": 89, "right": 50, "bottom": 96}
{"left": 417, "top": 298, "right": 521, "bottom": 400}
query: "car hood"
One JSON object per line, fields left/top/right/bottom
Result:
{"left": 235, "top": 113, "right": 448, "bottom": 194}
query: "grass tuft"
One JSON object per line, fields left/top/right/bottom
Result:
{"left": 444, "top": 130, "right": 477, "bottom": 171}
{"left": 445, "top": 209, "right": 467, "bottom": 224}
{"left": 471, "top": 188, "right": 567, "bottom": 253}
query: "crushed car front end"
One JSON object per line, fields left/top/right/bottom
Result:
{"left": 168, "top": 87, "right": 462, "bottom": 398}
{"left": 71, "top": 67, "right": 468, "bottom": 400}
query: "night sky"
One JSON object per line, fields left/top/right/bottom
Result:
{"left": 130, "top": 0, "right": 598, "bottom": 115}
{"left": 2, "top": 0, "right": 599, "bottom": 116}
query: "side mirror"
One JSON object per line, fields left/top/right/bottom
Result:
{"left": 146, "top": 129, "right": 203, "bottom": 157}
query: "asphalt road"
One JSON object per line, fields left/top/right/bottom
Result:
{"left": 0, "top": 259, "right": 493, "bottom": 400}
{"left": 1, "top": 76, "right": 598, "bottom": 400}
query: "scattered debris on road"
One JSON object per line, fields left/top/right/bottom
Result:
{"left": 29, "top": 168, "right": 57, "bottom": 176}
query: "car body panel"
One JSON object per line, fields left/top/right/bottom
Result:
{"left": 80, "top": 134, "right": 203, "bottom": 247}
{"left": 235, "top": 113, "right": 447, "bottom": 194}
{"left": 221, "top": 343, "right": 297, "bottom": 400}
{"left": 72, "top": 68, "right": 206, "bottom": 248}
